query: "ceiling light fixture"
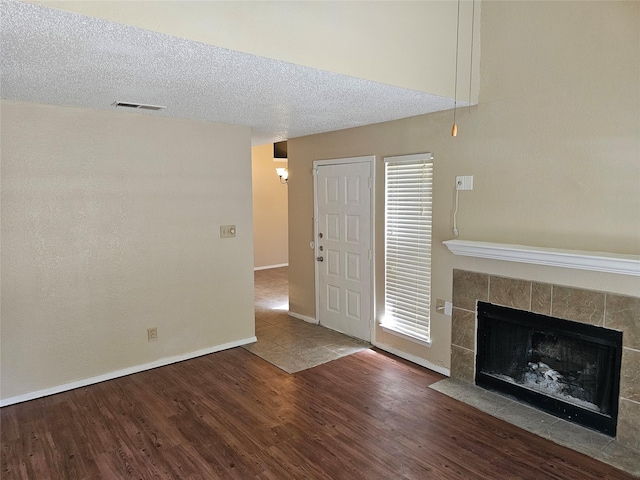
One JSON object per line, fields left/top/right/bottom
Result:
{"left": 451, "top": 0, "right": 461, "bottom": 137}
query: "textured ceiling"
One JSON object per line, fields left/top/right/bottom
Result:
{"left": 1, "top": 0, "right": 464, "bottom": 146}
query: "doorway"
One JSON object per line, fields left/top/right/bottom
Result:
{"left": 313, "top": 156, "right": 374, "bottom": 342}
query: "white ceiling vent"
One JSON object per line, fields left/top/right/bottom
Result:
{"left": 112, "top": 101, "right": 166, "bottom": 111}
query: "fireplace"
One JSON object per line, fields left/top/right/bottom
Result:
{"left": 475, "top": 301, "right": 623, "bottom": 436}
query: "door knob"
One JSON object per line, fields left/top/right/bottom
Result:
{"left": 316, "top": 256, "right": 324, "bottom": 262}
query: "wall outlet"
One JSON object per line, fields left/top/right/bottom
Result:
{"left": 435, "top": 299, "right": 453, "bottom": 316}
{"left": 147, "top": 327, "right": 158, "bottom": 342}
{"left": 220, "top": 225, "right": 236, "bottom": 238}
{"left": 444, "top": 301, "right": 453, "bottom": 316}
{"left": 455, "top": 175, "right": 474, "bottom": 190}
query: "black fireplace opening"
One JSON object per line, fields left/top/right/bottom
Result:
{"left": 475, "top": 302, "right": 623, "bottom": 436}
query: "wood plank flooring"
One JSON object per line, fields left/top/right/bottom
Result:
{"left": 1, "top": 347, "right": 636, "bottom": 479}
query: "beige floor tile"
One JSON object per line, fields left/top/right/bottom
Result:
{"left": 456, "top": 387, "right": 514, "bottom": 416}
{"left": 595, "top": 439, "right": 640, "bottom": 477}
{"left": 545, "top": 419, "right": 615, "bottom": 457}
{"left": 494, "top": 402, "right": 560, "bottom": 436}
{"left": 243, "top": 266, "right": 371, "bottom": 376}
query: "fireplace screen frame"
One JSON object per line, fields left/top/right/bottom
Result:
{"left": 475, "top": 301, "right": 623, "bottom": 436}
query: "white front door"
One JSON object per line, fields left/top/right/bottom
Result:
{"left": 315, "top": 160, "right": 372, "bottom": 342}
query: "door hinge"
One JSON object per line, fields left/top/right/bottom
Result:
{"left": 313, "top": 168, "right": 318, "bottom": 176}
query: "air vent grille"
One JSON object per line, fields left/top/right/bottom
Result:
{"left": 112, "top": 101, "right": 166, "bottom": 111}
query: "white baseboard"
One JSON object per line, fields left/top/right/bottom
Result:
{"left": 0, "top": 336, "right": 257, "bottom": 407}
{"left": 374, "top": 342, "right": 451, "bottom": 376}
{"left": 254, "top": 263, "right": 288, "bottom": 271}
{"left": 287, "top": 311, "right": 317, "bottom": 324}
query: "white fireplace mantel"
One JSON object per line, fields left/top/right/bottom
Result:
{"left": 443, "top": 240, "right": 640, "bottom": 277}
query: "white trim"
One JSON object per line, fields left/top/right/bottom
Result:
{"left": 384, "top": 152, "right": 433, "bottom": 163}
{"left": 313, "top": 155, "right": 375, "bottom": 167}
{"left": 0, "top": 337, "right": 256, "bottom": 407}
{"left": 370, "top": 158, "right": 377, "bottom": 346}
{"left": 254, "top": 263, "right": 288, "bottom": 271}
{"left": 288, "top": 311, "right": 317, "bottom": 324}
{"left": 380, "top": 325, "right": 432, "bottom": 348}
{"left": 312, "top": 155, "right": 376, "bottom": 343}
{"left": 443, "top": 240, "right": 640, "bottom": 277}
{"left": 374, "top": 342, "right": 450, "bottom": 376}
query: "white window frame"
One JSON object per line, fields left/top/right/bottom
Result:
{"left": 381, "top": 153, "right": 433, "bottom": 348}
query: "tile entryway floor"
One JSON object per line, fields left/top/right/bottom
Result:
{"left": 242, "top": 267, "right": 370, "bottom": 373}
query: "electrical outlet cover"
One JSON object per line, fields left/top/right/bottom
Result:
{"left": 456, "top": 176, "right": 473, "bottom": 190}
{"left": 220, "top": 225, "right": 236, "bottom": 238}
{"left": 147, "top": 327, "right": 158, "bottom": 341}
{"left": 444, "top": 301, "right": 453, "bottom": 316}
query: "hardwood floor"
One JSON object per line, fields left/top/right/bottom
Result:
{"left": 1, "top": 347, "right": 635, "bottom": 479}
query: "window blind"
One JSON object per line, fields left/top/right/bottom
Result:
{"left": 382, "top": 154, "right": 433, "bottom": 344}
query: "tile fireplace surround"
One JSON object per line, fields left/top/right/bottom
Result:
{"left": 449, "top": 269, "right": 640, "bottom": 454}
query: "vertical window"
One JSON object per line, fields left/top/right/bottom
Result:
{"left": 381, "top": 153, "right": 433, "bottom": 346}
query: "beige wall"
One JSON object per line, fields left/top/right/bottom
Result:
{"left": 252, "top": 143, "right": 288, "bottom": 269}
{"left": 29, "top": 0, "right": 479, "bottom": 101}
{"left": 0, "top": 100, "right": 255, "bottom": 401}
{"left": 288, "top": 1, "right": 640, "bottom": 371}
